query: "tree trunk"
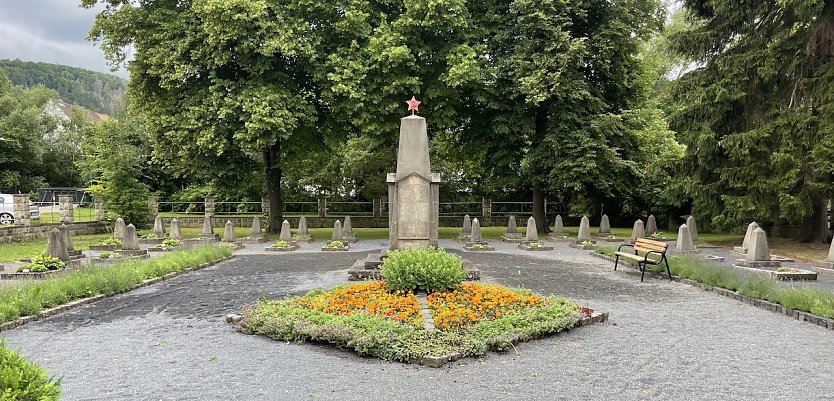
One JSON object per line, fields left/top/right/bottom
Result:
{"left": 533, "top": 187, "right": 547, "bottom": 234}
{"left": 532, "top": 103, "right": 550, "bottom": 234}
{"left": 799, "top": 193, "right": 827, "bottom": 243}
{"left": 263, "top": 140, "right": 283, "bottom": 234}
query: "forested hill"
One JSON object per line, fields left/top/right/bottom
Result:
{"left": 0, "top": 59, "right": 126, "bottom": 115}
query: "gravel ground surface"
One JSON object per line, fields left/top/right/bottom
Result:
{"left": 4, "top": 241, "right": 834, "bottom": 400}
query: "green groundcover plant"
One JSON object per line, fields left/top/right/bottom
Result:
{"left": 597, "top": 247, "right": 834, "bottom": 319}
{"left": 0, "top": 340, "right": 62, "bottom": 400}
{"left": 381, "top": 248, "right": 465, "bottom": 292}
{"left": 0, "top": 246, "right": 231, "bottom": 324}
{"left": 239, "top": 293, "right": 581, "bottom": 362}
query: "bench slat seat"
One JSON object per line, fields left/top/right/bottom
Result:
{"left": 613, "top": 238, "right": 672, "bottom": 282}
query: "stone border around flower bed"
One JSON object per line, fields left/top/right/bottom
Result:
{"left": 265, "top": 245, "right": 299, "bottom": 252}
{"left": 517, "top": 243, "right": 553, "bottom": 251}
{"left": 417, "top": 311, "right": 609, "bottom": 368}
{"left": 589, "top": 251, "right": 834, "bottom": 331}
{"left": 0, "top": 255, "right": 235, "bottom": 333}
{"left": 0, "top": 269, "right": 65, "bottom": 280}
{"left": 731, "top": 264, "right": 817, "bottom": 281}
{"left": 89, "top": 244, "right": 121, "bottom": 251}
{"left": 569, "top": 243, "right": 596, "bottom": 250}
{"left": 500, "top": 235, "right": 526, "bottom": 243}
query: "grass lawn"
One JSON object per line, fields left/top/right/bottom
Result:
{"left": 36, "top": 207, "right": 99, "bottom": 224}
{"left": 5, "top": 223, "right": 829, "bottom": 264}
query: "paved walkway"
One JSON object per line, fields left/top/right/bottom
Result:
{"left": 4, "top": 241, "right": 834, "bottom": 400}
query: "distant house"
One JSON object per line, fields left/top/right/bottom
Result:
{"left": 54, "top": 100, "right": 111, "bottom": 123}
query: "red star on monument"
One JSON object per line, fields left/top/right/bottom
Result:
{"left": 406, "top": 96, "right": 421, "bottom": 115}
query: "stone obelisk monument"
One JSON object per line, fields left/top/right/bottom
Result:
{"left": 387, "top": 96, "right": 441, "bottom": 250}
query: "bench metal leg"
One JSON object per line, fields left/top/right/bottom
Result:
{"left": 664, "top": 257, "right": 672, "bottom": 281}
{"left": 613, "top": 255, "right": 620, "bottom": 271}
{"left": 639, "top": 262, "right": 646, "bottom": 282}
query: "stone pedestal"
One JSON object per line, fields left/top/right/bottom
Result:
{"left": 387, "top": 115, "right": 440, "bottom": 250}
{"left": 94, "top": 197, "right": 104, "bottom": 221}
{"left": 205, "top": 197, "right": 215, "bottom": 217}
{"left": 12, "top": 194, "right": 31, "bottom": 226}
{"left": 59, "top": 196, "right": 74, "bottom": 223}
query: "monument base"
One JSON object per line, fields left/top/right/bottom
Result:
{"left": 464, "top": 241, "right": 494, "bottom": 252}
{"left": 518, "top": 242, "right": 553, "bottom": 251}
{"left": 456, "top": 234, "right": 471, "bottom": 243}
{"left": 734, "top": 259, "right": 782, "bottom": 269}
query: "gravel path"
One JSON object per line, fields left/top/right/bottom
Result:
{"left": 3, "top": 243, "right": 834, "bottom": 400}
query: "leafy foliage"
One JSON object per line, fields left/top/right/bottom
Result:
{"left": 381, "top": 248, "right": 465, "bottom": 292}
{"left": 669, "top": 0, "right": 834, "bottom": 241}
{"left": 0, "top": 59, "right": 125, "bottom": 115}
{"left": 78, "top": 116, "right": 152, "bottom": 227}
{"left": 17, "top": 255, "right": 65, "bottom": 273}
{"left": 0, "top": 340, "right": 62, "bottom": 401}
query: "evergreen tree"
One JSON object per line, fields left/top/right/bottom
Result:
{"left": 669, "top": 0, "right": 834, "bottom": 242}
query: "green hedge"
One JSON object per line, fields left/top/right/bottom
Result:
{"left": 380, "top": 248, "right": 465, "bottom": 292}
{"left": 0, "top": 340, "right": 62, "bottom": 400}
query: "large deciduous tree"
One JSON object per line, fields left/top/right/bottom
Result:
{"left": 83, "top": 0, "right": 479, "bottom": 233}
{"left": 459, "top": 0, "right": 665, "bottom": 231}
{"left": 669, "top": 0, "right": 834, "bottom": 242}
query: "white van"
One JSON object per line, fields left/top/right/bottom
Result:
{"left": 0, "top": 194, "right": 41, "bottom": 225}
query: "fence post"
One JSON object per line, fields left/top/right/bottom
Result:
{"left": 482, "top": 197, "right": 491, "bottom": 218}
{"left": 373, "top": 198, "right": 381, "bottom": 217}
{"left": 261, "top": 197, "right": 270, "bottom": 218}
{"left": 318, "top": 195, "right": 327, "bottom": 218}
{"left": 59, "top": 196, "right": 74, "bottom": 223}
{"left": 204, "top": 197, "right": 215, "bottom": 217}
{"left": 94, "top": 197, "right": 104, "bottom": 221}
{"left": 12, "top": 194, "right": 31, "bottom": 226}
{"left": 147, "top": 196, "right": 159, "bottom": 219}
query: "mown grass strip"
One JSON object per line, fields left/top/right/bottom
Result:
{"left": 597, "top": 246, "right": 834, "bottom": 319}
{"left": 0, "top": 245, "right": 232, "bottom": 324}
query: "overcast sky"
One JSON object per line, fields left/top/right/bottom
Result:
{"left": 0, "top": 0, "right": 128, "bottom": 78}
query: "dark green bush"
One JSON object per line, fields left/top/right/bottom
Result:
{"left": 0, "top": 340, "right": 62, "bottom": 400}
{"left": 380, "top": 248, "right": 465, "bottom": 292}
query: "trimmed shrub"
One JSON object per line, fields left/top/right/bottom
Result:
{"left": 380, "top": 248, "right": 465, "bottom": 292}
{"left": 0, "top": 340, "right": 62, "bottom": 400}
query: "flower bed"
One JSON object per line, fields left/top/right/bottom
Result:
{"left": 238, "top": 281, "right": 595, "bottom": 363}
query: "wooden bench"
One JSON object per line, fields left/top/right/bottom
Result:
{"left": 613, "top": 238, "right": 672, "bottom": 282}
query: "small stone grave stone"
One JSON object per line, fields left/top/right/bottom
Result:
{"left": 597, "top": 214, "right": 611, "bottom": 236}
{"left": 59, "top": 224, "right": 82, "bottom": 258}
{"left": 152, "top": 215, "right": 166, "bottom": 238}
{"left": 547, "top": 215, "right": 570, "bottom": 241}
{"left": 675, "top": 224, "right": 699, "bottom": 254}
{"left": 114, "top": 218, "right": 126, "bottom": 240}
{"left": 628, "top": 219, "right": 645, "bottom": 244}
{"left": 734, "top": 228, "right": 816, "bottom": 280}
{"left": 732, "top": 222, "right": 759, "bottom": 255}
{"left": 519, "top": 217, "right": 552, "bottom": 251}
{"left": 47, "top": 228, "right": 70, "bottom": 262}
{"left": 342, "top": 216, "right": 358, "bottom": 243}
{"left": 116, "top": 224, "right": 148, "bottom": 257}
{"left": 816, "top": 240, "right": 834, "bottom": 270}
{"left": 646, "top": 215, "right": 658, "bottom": 236}
{"left": 268, "top": 220, "right": 299, "bottom": 251}
{"left": 569, "top": 216, "right": 596, "bottom": 250}
{"left": 169, "top": 218, "right": 183, "bottom": 240}
{"left": 465, "top": 218, "right": 494, "bottom": 251}
{"left": 686, "top": 215, "right": 698, "bottom": 242}
{"left": 323, "top": 220, "right": 349, "bottom": 251}
{"left": 501, "top": 216, "right": 525, "bottom": 242}
{"left": 456, "top": 214, "right": 472, "bottom": 243}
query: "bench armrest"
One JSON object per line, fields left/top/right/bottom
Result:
{"left": 617, "top": 243, "right": 635, "bottom": 253}
{"left": 645, "top": 250, "right": 666, "bottom": 263}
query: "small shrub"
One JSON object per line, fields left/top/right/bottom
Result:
{"left": 141, "top": 233, "right": 159, "bottom": 239}
{"left": 99, "top": 251, "right": 112, "bottom": 259}
{"left": 18, "top": 255, "right": 64, "bottom": 273}
{"left": 160, "top": 238, "right": 180, "bottom": 248}
{"left": 272, "top": 240, "right": 290, "bottom": 248}
{"left": 324, "top": 240, "right": 346, "bottom": 249}
{"left": 381, "top": 248, "right": 465, "bottom": 292}
{"left": 99, "top": 237, "right": 122, "bottom": 246}
{"left": 0, "top": 340, "right": 62, "bottom": 400}
{"left": 581, "top": 240, "right": 594, "bottom": 246}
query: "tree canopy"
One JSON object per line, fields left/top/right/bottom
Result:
{"left": 669, "top": 0, "right": 834, "bottom": 242}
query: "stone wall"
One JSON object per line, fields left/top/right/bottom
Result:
{"left": 0, "top": 221, "right": 110, "bottom": 243}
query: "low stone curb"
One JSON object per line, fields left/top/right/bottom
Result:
{"left": 418, "top": 311, "right": 609, "bottom": 368}
{"left": 0, "top": 255, "right": 235, "bottom": 333}
{"left": 589, "top": 250, "right": 834, "bottom": 331}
